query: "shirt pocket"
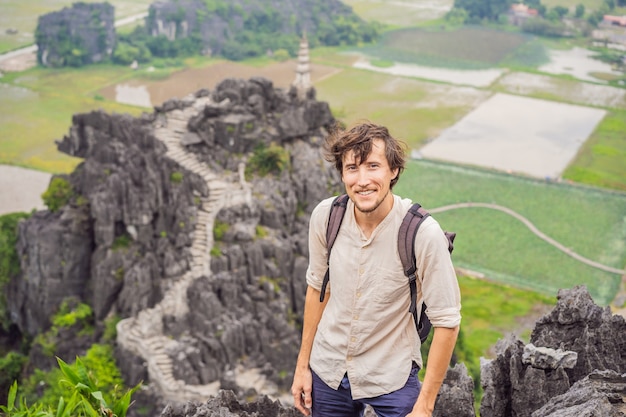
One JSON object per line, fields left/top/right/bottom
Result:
{"left": 371, "top": 264, "right": 409, "bottom": 306}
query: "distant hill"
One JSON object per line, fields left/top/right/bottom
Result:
{"left": 35, "top": 2, "right": 116, "bottom": 67}
{"left": 134, "top": 0, "right": 378, "bottom": 60}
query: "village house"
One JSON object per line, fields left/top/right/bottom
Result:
{"left": 508, "top": 3, "right": 539, "bottom": 26}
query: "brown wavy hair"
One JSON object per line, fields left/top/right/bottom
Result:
{"left": 324, "top": 121, "right": 407, "bottom": 189}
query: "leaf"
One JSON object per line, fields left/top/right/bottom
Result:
{"left": 56, "top": 357, "right": 80, "bottom": 386}
{"left": 7, "top": 380, "right": 18, "bottom": 410}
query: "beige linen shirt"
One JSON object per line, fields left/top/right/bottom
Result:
{"left": 306, "top": 195, "right": 461, "bottom": 400}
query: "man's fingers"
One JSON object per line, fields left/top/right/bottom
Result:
{"left": 292, "top": 391, "right": 312, "bottom": 416}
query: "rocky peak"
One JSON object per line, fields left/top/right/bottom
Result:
{"left": 35, "top": 2, "right": 116, "bottom": 67}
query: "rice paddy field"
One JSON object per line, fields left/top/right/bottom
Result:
{"left": 396, "top": 160, "right": 626, "bottom": 306}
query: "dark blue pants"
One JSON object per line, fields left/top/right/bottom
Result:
{"left": 311, "top": 368, "right": 421, "bottom": 417}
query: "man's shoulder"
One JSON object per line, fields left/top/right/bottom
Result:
{"left": 311, "top": 195, "right": 342, "bottom": 222}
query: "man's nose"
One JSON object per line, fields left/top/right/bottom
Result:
{"left": 357, "top": 167, "right": 369, "bottom": 185}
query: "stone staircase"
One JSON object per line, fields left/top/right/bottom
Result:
{"left": 116, "top": 95, "right": 254, "bottom": 403}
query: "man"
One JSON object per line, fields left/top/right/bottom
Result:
{"left": 291, "top": 122, "right": 461, "bottom": 417}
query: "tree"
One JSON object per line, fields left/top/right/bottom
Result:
{"left": 575, "top": 4, "right": 585, "bottom": 18}
{"left": 453, "top": 0, "right": 514, "bottom": 21}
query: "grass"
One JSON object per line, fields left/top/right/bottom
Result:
{"left": 562, "top": 110, "right": 626, "bottom": 191}
{"left": 458, "top": 275, "right": 555, "bottom": 356}
{"left": 395, "top": 159, "right": 626, "bottom": 306}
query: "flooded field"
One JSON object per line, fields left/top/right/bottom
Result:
{"left": 353, "top": 58, "right": 505, "bottom": 87}
{"left": 0, "top": 164, "right": 50, "bottom": 215}
{"left": 100, "top": 60, "right": 342, "bottom": 107}
{"left": 498, "top": 72, "right": 626, "bottom": 109}
{"left": 538, "top": 47, "right": 622, "bottom": 83}
{"left": 419, "top": 93, "right": 607, "bottom": 179}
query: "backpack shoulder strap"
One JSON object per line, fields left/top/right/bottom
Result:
{"left": 319, "top": 194, "right": 349, "bottom": 302}
{"left": 398, "top": 203, "right": 432, "bottom": 343}
{"left": 398, "top": 204, "right": 431, "bottom": 315}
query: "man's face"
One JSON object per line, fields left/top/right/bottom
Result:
{"left": 341, "top": 138, "right": 398, "bottom": 215}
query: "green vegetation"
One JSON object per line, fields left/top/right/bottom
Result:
{"left": 563, "top": 110, "right": 626, "bottom": 191}
{"left": 454, "top": 275, "right": 554, "bottom": 400}
{"left": 213, "top": 219, "right": 230, "bottom": 241}
{"left": 245, "top": 143, "right": 290, "bottom": 178}
{"left": 6, "top": 345, "right": 140, "bottom": 417}
{"left": 32, "top": 300, "right": 95, "bottom": 357}
{"left": 0, "top": 212, "right": 30, "bottom": 330}
{"left": 395, "top": 160, "right": 626, "bottom": 306}
{"left": 111, "top": 234, "right": 132, "bottom": 251}
{"left": 0, "top": 64, "right": 143, "bottom": 173}
{"left": 41, "top": 176, "right": 73, "bottom": 212}
{"left": 170, "top": 171, "right": 184, "bottom": 184}
{"left": 52, "top": 300, "right": 93, "bottom": 329}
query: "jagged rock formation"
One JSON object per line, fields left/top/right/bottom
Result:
{"left": 480, "top": 286, "right": 626, "bottom": 417}
{"left": 35, "top": 2, "right": 116, "bottom": 67}
{"left": 8, "top": 76, "right": 339, "bottom": 412}
{"left": 154, "top": 286, "right": 626, "bottom": 417}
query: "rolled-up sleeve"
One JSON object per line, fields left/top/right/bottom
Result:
{"left": 415, "top": 217, "right": 461, "bottom": 328}
{"left": 306, "top": 197, "right": 334, "bottom": 292}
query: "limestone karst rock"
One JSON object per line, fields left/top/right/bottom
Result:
{"left": 35, "top": 2, "right": 115, "bottom": 67}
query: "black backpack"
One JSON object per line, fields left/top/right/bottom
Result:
{"left": 319, "top": 194, "right": 456, "bottom": 343}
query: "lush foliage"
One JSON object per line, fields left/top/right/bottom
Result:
{"left": 452, "top": 0, "right": 514, "bottom": 22}
{"left": 0, "top": 212, "right": 30, "bottom": 331}
{"left": 41, "top": 176, "right": 73, "bottom": 212}
{"left": 121, "top": 0, "right": 379, "bottom": 62}
{"left": 246, "top": 143, "right": 290, "bottom": 178}
{"left": 522, "top": 18, "right": 567, "bottom": 37}
{"left": 3, "top": 345, "right": 140, "bottom": 417}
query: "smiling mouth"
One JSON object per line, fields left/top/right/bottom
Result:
{"left": 357, "top": 190, "right": 375, "bottom": 196}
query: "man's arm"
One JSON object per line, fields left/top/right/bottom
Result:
{"left": 291, "top": 285, "right": 329, "bottom": 416}
{"left": 408, "top": 325, "right": 459, "bottom": 417}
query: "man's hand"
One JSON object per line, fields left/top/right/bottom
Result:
{"left": 291, "top": 367, "right": 313, "bottom": 416}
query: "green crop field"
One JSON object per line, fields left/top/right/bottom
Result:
{"left": 395, "top": 159, "right": 626, "bottom": 306}
{"left": 0, "top": 65, "right": 144, "bottom": 173}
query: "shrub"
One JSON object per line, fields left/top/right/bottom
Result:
{"left": 213, "top": 220, "right": 230, "bottom": 241}
{"left": 6, "top": 345, "right": 140, "bottom": 417}
{"left": 170, "top": 171, "right": 184, "bottom": 184}
{"left": 246, "top": 143, "right": 290, "bottom": 179}
{"left": 41, "top": 177, "right": 73, "bottom": 212}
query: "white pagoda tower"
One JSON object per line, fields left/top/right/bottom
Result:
{"left": 292, "top": 35, "right": 312, "bottom": 100}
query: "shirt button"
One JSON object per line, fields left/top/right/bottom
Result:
{"left": 356, "top": 292, "right": 361, "bottom": 298}
{"left": 359, "top": 269, "right": 364, "bottom": 275}
{"left": 353, "top": 315, "right": 359, "bottom": 320}
{"left": 351, "top": 337, "right": 357, "bottom": 343}
{"left": 347, "top": 356, "right": 352, "bottom": 361}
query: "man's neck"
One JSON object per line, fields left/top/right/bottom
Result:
{"left": 354, "top": 193, "right": 394, "bottom": 238}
